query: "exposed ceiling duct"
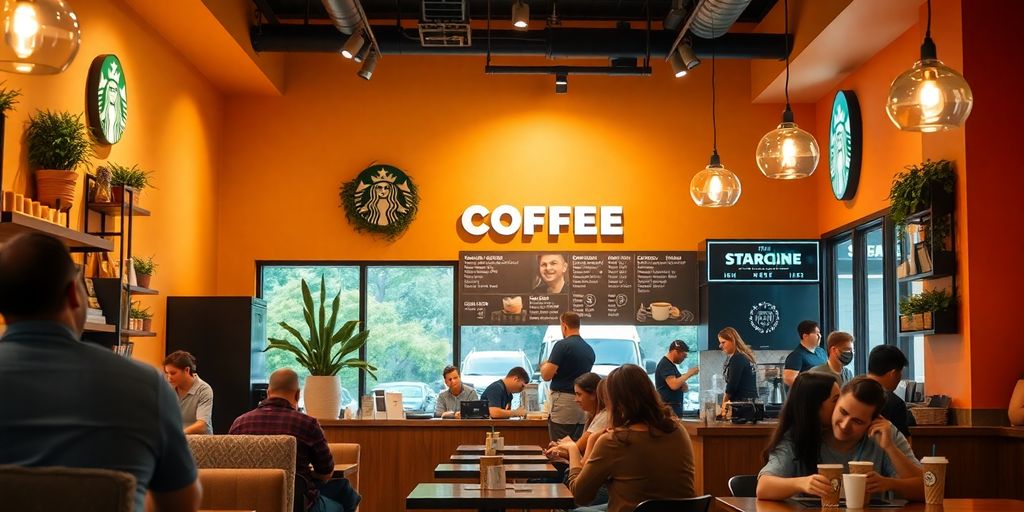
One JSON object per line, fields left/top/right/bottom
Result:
{"left": 320, "top": 0, "right": 363, "bottom": 35}
{"left": 688, "top": 0, "right": 754, "bottom": 38}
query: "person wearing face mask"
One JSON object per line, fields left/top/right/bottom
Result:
{"left": 810, "top": 331, "right": 855, "bottom": 387}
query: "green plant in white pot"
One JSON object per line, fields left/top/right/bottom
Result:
{"left": 26, "top": 110, "right": 94, "bottom": 212}
{"left": 264, "top": 275, "right": 376, "bottom": 419}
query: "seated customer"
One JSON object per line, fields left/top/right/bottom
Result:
{"left": 865, "top": 345, "right": 914, "bottom": 442}
{"left": 757, "top": 375, "right": 923, "bottom": 502}
{"left": 546, "top": 373, "right": 607, "bottom": 460}
{"left": 561, "top": 364, "right": 695, "bottom": 512}
{"left": 163, "top": 350, "right": 214, "bottom": 434}
{"left": 481, "top": 366, "right": 529, "bottom": 419}
{"left": 810, "top": 331, "right": 855, "bottom": 386}
{"left": 1010, "top": 375, "right": 1024, "bottom": 426}
{"left": 434, "top": 365, "right": 478, "bottom": 418}
{"left": 230, "top": 369, "right": 360, "bottom": 512}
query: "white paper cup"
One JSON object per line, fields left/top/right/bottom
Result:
{"left": 843, "top": 473, "right": 867, "bottom": 509}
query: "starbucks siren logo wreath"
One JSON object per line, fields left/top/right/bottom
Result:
{"left": 341, "top": 164, "right": 419, "bottom": 240}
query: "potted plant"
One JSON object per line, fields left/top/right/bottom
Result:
{"left": 264, "top": 275, "right": 377, "bottom": 419}
{"left": 889, "top": 159, "right": 955, "bottom": 244}
{"left": 108, "top": 162, "right": 155, "bottom": 205}
{"left": 26, "top": 110, "right": 94, "bottom": 212}
{"left": 0, "top": 81, "right": 21, "bottom": 138}
{"left": 899, "top": 289, "right": 954, "bottom": 331}
{"left": 133, "top": 255, "right": 157, "bottom": 289}
{"left": 128, "top": 303, "right": 152, "bottom": 332}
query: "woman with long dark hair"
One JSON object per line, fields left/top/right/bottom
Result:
{"left": 561, "top": 364, "right": 695, "bottom": 512}
{"left": 718, "top": 327, "right": 759, "bottom": 404}
{"left": 544, "top": 372, "right": 607, "bottom": 460}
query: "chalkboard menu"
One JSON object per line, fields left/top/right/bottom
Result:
{"left": 706, "top": 240, "right": 820, "bottom": 283}
{"left": 460, "top": 251, "right": 698, "bottom": 326}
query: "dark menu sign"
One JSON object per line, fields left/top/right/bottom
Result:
{"left": 460, "top": 251, "right": 698, "bottom": 326}
{"left": 706, "top": 240, "right": 820, "bottom": 283}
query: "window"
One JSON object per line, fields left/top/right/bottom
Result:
{"left": 832, "top": 235, "right": 855, "bottom": 335}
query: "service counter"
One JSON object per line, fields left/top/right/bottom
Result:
{"left": 319, "top": 419, "right": 1024, "bottom": 512}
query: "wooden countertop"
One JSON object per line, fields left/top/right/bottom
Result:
{"left": 318, "top": 418, "right": 549, "bottom": 427}
{"left": 909, "top": 425, "right": 1024, "bottom": 438}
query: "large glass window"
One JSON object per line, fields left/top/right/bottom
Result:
{"left": 833, "top": 236, "right": 855, "bottom": 334}
{"left": 864, "top": 227, "right": 886, "bottom": 355}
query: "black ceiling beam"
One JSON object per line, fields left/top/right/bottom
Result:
{"left": 251, "top": 24, "right": 789, "bottom": 60}
{"left": 252, "top": 0, "right": 281, "bottom": 24}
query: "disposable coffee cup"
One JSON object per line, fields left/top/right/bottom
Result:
{"left": 843, "top": 474, "right": 868, "bottom": 509}
{"left": 848, "top": 461, "right": 873, "bottom": 505}
{"left": 817, "top": 464, "right": 844, "bottom": 507}
{"left": 486, "top": 465, "right": 506, "bottom": 489}
{"left": 921, "top": 456, "right": 948, "bottom": 505}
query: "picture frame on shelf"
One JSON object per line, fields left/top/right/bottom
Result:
{"left": 915, "top": 242, "right": 933, "bottom": 274}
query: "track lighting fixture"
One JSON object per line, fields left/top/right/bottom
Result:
{"left": 340, "top": 31, "right": 364, "bottom": 59}
{"left": 555, "top": 73, "right": 567, "bottom": 93}
{"left": 669, "top": 50, "right": 687, "bottom": 78}
{"left": 512, "top": 0, "right": 529, "bottom": 30}
{"left": 353, "top": 41, "right": 371, "bottom": 63}
{"left": 677, "top": 43, "right": 701, "bottom": 70}
{"left": 357, "top": 51, "right": 377, "bottom": 80}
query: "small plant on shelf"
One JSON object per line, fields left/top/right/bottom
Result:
{"left": 0, "top": 81, "right": 22, "bottom": 115}
{"left": 108, "top": 162, "right": 156, "bottom": 204}
{"left": 133, "top": 255, "right": 157, "bottom": 289}
{"left": 889, "top": 159, "right": 955, "bottom": 243}
{"left": 128, "top": 302, "right": 153, "bottom": 332}
{"left": 26, "top": 110, "right": 94, "bottom": 212}
{"left": 899, "top": 288, "right": 954, "bottom": 331}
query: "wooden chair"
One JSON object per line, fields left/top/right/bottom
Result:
{"left": 634, "top": 494, "right": 713, "bottom": 512}
{"left": 728, "top": 474, "right": 758, "bottom": 497}
{"left": 0, "top": 464, "right": 135, "bottom": 512}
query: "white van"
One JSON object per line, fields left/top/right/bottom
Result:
{"left": 536, "top": 325, "right": 656, "bottom": 405}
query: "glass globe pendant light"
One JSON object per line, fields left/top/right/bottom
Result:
{"left": 0, "top": 0, "right": 80, "bottom": 74}
{"left": 886, "top": 0, "right": 973, "bottom": 132}
{"left": 690, "top": 19, "right": 741, "bottom": 208}
{"left": 756, "top": 0, "right": 819, "bottom": 179}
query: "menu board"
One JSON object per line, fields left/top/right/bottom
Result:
{"left": 706, "top": 240, "right": 820, "bottom": 283}
{"left": 459, "top": 251, "right": 698, "bottom": 325}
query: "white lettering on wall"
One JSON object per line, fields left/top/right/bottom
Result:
{"left": 458, "top": 205, "right": 625, "bottom": 238}
{"left": 600, "top": 206, "right": 624, "bottom": 236}
{"left": 460, "top": 204, "right": 490, "bottom": 236}
{"left": 574, "top": 206, "right": 597, "bottom": 236}
{"left": 490, "top": 204, "right": 522, "bottom": 236}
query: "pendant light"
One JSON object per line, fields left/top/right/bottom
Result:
{"left": 690, "top": 19, "right": 741, "bottom": 208}
{"left": 0, "top": 0, "right": 80, "bottom": 74}
{"left": 755, "top": 0, "right": 819, "bottom": 179}
{"left": 886, "top": 0, "right": 973, "bottom": 132}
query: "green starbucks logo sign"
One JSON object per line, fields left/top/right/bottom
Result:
{"left": 829, "top": 90, "right": 861, "bottom": 201}
{"left": 341, "top": 164, "right": 419, "bottom": 240}
{"left": 87, "top": 54, "right": 128, "bottom": 145}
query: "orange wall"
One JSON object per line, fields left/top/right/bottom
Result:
{"left": 0, "top": 1, "right": 223, "bottom": 367}
{"left": 215, "top": 55, "right": 821, "bottom": 295}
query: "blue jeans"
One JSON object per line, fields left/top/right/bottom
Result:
{"left": 574, "top": 505, "right": 609, "bottom": 512}
{"left": 312, "top": 478, "right": 360, "bottom": 512}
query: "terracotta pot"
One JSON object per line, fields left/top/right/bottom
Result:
{"left": 35, "top": 170, "right": 78, "bottom": 212}
{"left": 303, "top": 375, "right": 342, "bottom": 419}
{"left": 900, "top": 315, "right": 913, "bottom": 331}
{"left": 142, "top": 318, "right": 152, "bottom": 332}
{"left": 136, "top": 273, "right": 152, "bottom": 289}
{"left": 111, "top": 185, "right": 142, "bottom": 207}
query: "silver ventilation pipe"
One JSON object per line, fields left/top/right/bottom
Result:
{"left": 320, "top": 0, "right": 363, "bottom": 35}
{"left": 688, "top": 0, "right": 753, "bottom": 39}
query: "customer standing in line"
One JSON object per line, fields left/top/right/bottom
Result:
{"left": 810, "top": 331, "right": 855, "bottom": 386}
{"left": 719, "top": 327, "right": 759, "bottom": 405}
{"left": 163, "top": 350, "right": 214, "bottom": 435}
{"left": 540, "top": 311, "right": 596, "bottom": 441}
{"left": 783, "top": 320, "right": 826, "bottom": 387}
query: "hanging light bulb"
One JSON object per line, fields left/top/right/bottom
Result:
{"left": 756, "top": 0, "right": 819, "bottom": 179}
{"left": 690, "top": 152, "right": 742, "bottom": 207}
{"left": 0, "top": 0, "right": 80, "bottom": 74}
{"left": 886, "top": 0, "right": 972, "bottom": 132}
{"left": 512, "top": 0, "right": 529, "bottom": 30}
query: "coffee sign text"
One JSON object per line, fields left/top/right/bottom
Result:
{"left": 460, "top": 205, "right": 624, "bottom": 237}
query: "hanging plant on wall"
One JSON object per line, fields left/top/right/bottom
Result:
{"left": 340, "top": 163, "right": 419, "bottom": 240}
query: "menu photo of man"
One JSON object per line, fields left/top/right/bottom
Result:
{"left": 532, "top": 253, "right": 570, "bottom": 294}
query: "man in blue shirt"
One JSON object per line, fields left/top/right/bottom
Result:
{"left": 481, "top": 367, "right": 530, "bottom": 419}
{"left": 655, "top": 340, "right": 699, "bottom": 417}
{"left": 540, "top": 312, "right": 596, "bottom": 441}
{"left": 783, "top": 320, "right": 826, "bottom": 388}
{"left": 0, "top": 234, "right": 201, "bottom": 512}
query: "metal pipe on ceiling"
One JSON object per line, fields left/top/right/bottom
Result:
{"left": 320, "top": 0, "right": 363, "bottom": 35}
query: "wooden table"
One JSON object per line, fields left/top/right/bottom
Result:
{"left": 434, "top": 463, "right": 561, "bottom": 479}
{"left": 716, "top": 497, "right": 1024, "bottom": 512}
{"left": 406, "top": 482, "right": 575, "bottom": 510}
{"left": 456, "top": 444, "right": 544, "bottom": 454}
{"left": 333, "top": 463, "right": 357, "bottom": 479}
{"left": 451, "top": 453, "right": 551, "bottom": 464}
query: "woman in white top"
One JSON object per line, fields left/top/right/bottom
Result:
{"left": 545, "top": 372, "right": 606, "bottom": 460}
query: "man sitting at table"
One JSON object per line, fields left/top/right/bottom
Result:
{"left": 481, "top": 366, "right": 529, "bottom": 419}
{"left": 435, "top": 365, "right": 478, "bottom": 418}
{"left": 230, "top": 369, "right": 360, "bottom": 512}
{"left": 757, "top": 375, "right": 924, "bottom": 502}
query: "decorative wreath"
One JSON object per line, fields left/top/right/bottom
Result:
{"left": 340, "top": 164, "right": 419, "bottom": 240}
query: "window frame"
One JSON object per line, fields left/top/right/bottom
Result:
{"left": 256, "top": 260, "right": 459, "bottom": 399}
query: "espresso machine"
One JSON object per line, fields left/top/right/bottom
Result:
{"left": 758, "top": 362, "right": 786, "bottom": 418}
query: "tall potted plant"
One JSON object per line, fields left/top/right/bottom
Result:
{"left": 264, "top": 275, "right": 376, "bottom": 419}
{"left": 26, "top": 110, "right": 94, "bottom": 211}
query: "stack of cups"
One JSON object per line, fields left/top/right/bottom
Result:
{"left": 921, "top": 456, "right": 948, "bottom": 505}
{"left": 493, "top": 431, "right": 504, "bottom": 450}
{"left": 817, "top": 464, "right": 844, "bottom": 507}
{"left": 479, "top": 455, "right": 504, "bottom": 490}
{"left": 846, "top": 461, "right": 874, "bottom": 508}
{"left": 484, "top": 432, "right": 496, "bottom": 456}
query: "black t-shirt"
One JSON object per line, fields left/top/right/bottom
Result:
{"left": 481, "top": 379, "right": 512, "bottom": 410}
{"left": 655, "top": 356, "right": 684, "bottom": 416}
{"left": 882, "top": 390, "right": 914, "bottom": 438}
{"left": 724, "top": 353, "right": 758, "bottom": 401}
{"left": 548, "top": 335, "right": 596, "bottom": 393}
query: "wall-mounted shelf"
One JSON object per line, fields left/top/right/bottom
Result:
{"left": 128, "top": 285, "right": 159, "bottom": 295}
{"left": 0, "top": 211, "right": 113, "bottom": 252}
{"left": 84, "top": 322, "right": 117, "bottom": 333}
{"left": 87, "top": 202, "right": 151, "bottom": 217}
{"left": 121, "top": 329, "right": 157, "bottom": 338}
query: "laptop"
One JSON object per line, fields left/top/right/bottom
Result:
{"left": 460, "top": 400, "right": 490, "bottom": 419}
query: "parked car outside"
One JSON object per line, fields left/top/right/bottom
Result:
{"left": 371, "top": 381, "right": 437, "bottom": 413}
{"left": 460, "top": 350, "right": 533, "bottom": 409}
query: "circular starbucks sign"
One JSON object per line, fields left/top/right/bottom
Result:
{"left": 87, "top": 54, "right": 128, "bottom": 145}
{"left": 340, "top": 164, "right": 419, "bottom": 240}
{"left": 829, "top": 90, "right": 862, "bottom": 200}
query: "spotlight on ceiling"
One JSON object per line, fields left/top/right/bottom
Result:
{"left": 678, "top": 43, "right": 701, "bottom": 70}
{"left": 512, "top": 0, "right": 529, "bottom": 30}
{"left": 353, "top": 41, "right": 371, "bottom": 63}
{"left": 357, "top": 51, "right": 378, "bottom": 80}
{"left": 340, "top": 31, "right": 365, "bottom": 59}
{"left": 555, "top": 73, "right": 567, "bottom": 94}
{"left": 669, "top": 50, "right": 687, "bottom": 78}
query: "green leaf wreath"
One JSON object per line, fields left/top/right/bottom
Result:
{"left": 340, "top": 164, "right": 419, "bottom": 241}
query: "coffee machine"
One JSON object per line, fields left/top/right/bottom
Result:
{"left": 758, "top": 362, "right": 786, "bottom": 418}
